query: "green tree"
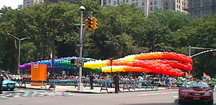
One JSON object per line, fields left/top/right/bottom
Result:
{"left": 177, "top": 15, "right": 216, "bottom": 77}
{"left": 86, "top": 3, "right": 147, "bottom": 59}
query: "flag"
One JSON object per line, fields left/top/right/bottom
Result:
{"left": 203, "top": 73, "right": 210, "bottom": 79}
{"left": 186, "top": 73, "right": 192, "bottom": 78}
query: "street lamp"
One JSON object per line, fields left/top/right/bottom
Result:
{"left": 187, "top": 46, "right": 215, "bottom": 74}
{"left": 77, "top": 6, "right": 85, "bottom": 91}
{"left": 7, "top": 33, "right": 30, "bottom": 75}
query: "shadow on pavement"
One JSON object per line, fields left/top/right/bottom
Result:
{"left": 122, "top": 99, "right": 216, "bottom": 105}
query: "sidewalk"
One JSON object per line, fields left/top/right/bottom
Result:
{"left": 22, "top": 84, "right": 168, "bottom": 94}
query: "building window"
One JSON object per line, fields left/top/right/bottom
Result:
{"left": 154, "top": 1, "right": 157, "bottom": 5}
{"left": 114, "top": 1, "right": 116, "bottom": 5}
{"left": 142, "top": 7, "right": 145, "bottom": 11}
{"left": 214, "top": 0, "right": 216, "bottom": 5}
{"left": 198, "top": 10, "right": 201, "bottom": 15}
{"left": 142, "top": 2, "right": 145, "bottom": 6}
{"left": 154, "top": 6, "right": 158, "bottom": 9}
{"left": 204, "top": 9, "right": 211, "bottom": 14}
{"left": 150, "top": 1, "right": 153, "bottom": 5}
{"left": 109, "top": 0, "right": 111, "bottom": 3}
{"left": 150, "top": 7, "right": 153, "bottom": 11}
{"left": 126, "top": 0, "right": 128, "bottom": 3}
{"left": 198, "top": 3, "right": 201, "bottom": 7}
{"left": 136, "top": 2, "right": 138, "bottom": 6}
{"left": 193, "top": 10, "right": 197, "bottom": 15}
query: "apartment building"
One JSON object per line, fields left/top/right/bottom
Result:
{"left": 100, "top": 0, "right": 188, "bottom": 17}
{"left": 23, "top": 0, "right": 77, "bottom": 7}
{"left": 23, "top": 0, "right": 45, "bottom": 7}
{"left": 45, "top": 0, "right": 77, "bottom": 3}
{"left": 188, "top": 0, "right": 216, "bottom": 18}
{"left": 23, "top": 0, "right": 189, "bottom": 17}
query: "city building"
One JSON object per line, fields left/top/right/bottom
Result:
{"left": 23, "top": 0, "right": 189, "bottom": 17}
{"left": 100, "top": 0, "right": 189, "bottom": 17}
{"left": 188, "top": 0, "right": 216, "bottom": 18}
{"left": 23, "top": 0, "right": 45, "bottom": 7}
{"left": 23, "top": 0, "right": 77, "bottom": 7}
{"left": 45, "top": 0, "right": 77, "bottom": 4}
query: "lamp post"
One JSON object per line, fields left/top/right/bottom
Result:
{"left": 77, "top": 6, "right": 85, "bottom": 91}
{"left": 187, "top": 46, "right": 215, "bottom": 74}
{"left": 7, "top": 33, "right": 30, "bottom": 75}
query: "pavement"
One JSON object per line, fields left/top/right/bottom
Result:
{"left": 21, "top": 84, "right": 170, "bottom": 94}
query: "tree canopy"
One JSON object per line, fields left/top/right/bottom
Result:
{"left": 0, "top": 0, "right": 215, "bottom": 78}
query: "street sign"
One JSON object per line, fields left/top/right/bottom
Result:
{"left": 77, "top": 60, "right": 84, "bottom": 67}
{"left": 33, "top": 64, "right": 38, "bottom": 68}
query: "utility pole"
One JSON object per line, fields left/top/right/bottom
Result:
{"left": 77, "top": 6, "right": 85, "bottom": 91}
{"left": 187, "top": 46, "right": 215, "bottom": 74}
{"left": 7, "top": 33, "right": 30, "bottom": 75}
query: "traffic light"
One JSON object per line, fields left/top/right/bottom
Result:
{"left": 85, "top": 19, "right": 91, "bottom": 31}
{"left": 85, "top": 17, "right": 98, "bottom": 31}
{"left": 88, "top": 17, "right": 94, "bottom": 30}
{"left": 92, "top": 17, "right": 98, "bottom": 30}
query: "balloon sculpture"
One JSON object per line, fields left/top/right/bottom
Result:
{"left": 84, "top": 52, "right": 192, "bottom": 77}
{"left": 18, "top": 52, "right": 192, "bottom": 77}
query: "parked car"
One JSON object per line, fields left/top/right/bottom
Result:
{"left": 178, "top": 81, "right": 214, "bottom": 105}
{"left": 2, "top": 76, "right": 17, "bottom": 91}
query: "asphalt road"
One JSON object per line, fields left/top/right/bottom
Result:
{"left": 0, "top": 89, "right": 215, "bottom": 105}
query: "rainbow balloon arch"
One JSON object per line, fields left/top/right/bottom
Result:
{"left": 18, "top": 52, "right": 192, "bottom": 77}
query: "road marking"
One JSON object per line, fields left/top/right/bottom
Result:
{"left": 137, "top": 90, "right": 178, "bottom": 96}
{"left": 0, "top": 91, "right": 75, "bottom": 99}
{"left": 173, "top": 96, "right": 178, "bottom": 98}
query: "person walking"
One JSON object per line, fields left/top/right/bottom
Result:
{"left": 89, "top": 73, "right": 94, "bottom": 90}
{"left": 0, "top": 71, "right": 4, "bottom": 94}
{"left": 113, "top": 73, "right": 120, "bottom": 93}
{"left": 164, "top": 77, "right": 170, "bottom": 89}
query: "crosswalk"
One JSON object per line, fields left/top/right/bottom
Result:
{"left": 0, "top": 90, "right": 75, "bottom": 99}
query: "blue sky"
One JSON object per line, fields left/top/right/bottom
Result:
{"left": 0, "top": 0, "right": 23, "bottom": 9}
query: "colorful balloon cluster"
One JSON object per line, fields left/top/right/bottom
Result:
{"left": 18, "top": 57, "right": 93, "bottom": 71}
{"left": 84, "top": 52, "right": 192, "bottom": 76}
{"left": 18, "top": 52, "right": 192, "bottom": 77}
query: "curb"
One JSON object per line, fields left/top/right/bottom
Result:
{"left": 57, "top": 88, "right": 160, "bottom": 94}
{"left": 19, "top": 86, "right": 178, "bottom": 94}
